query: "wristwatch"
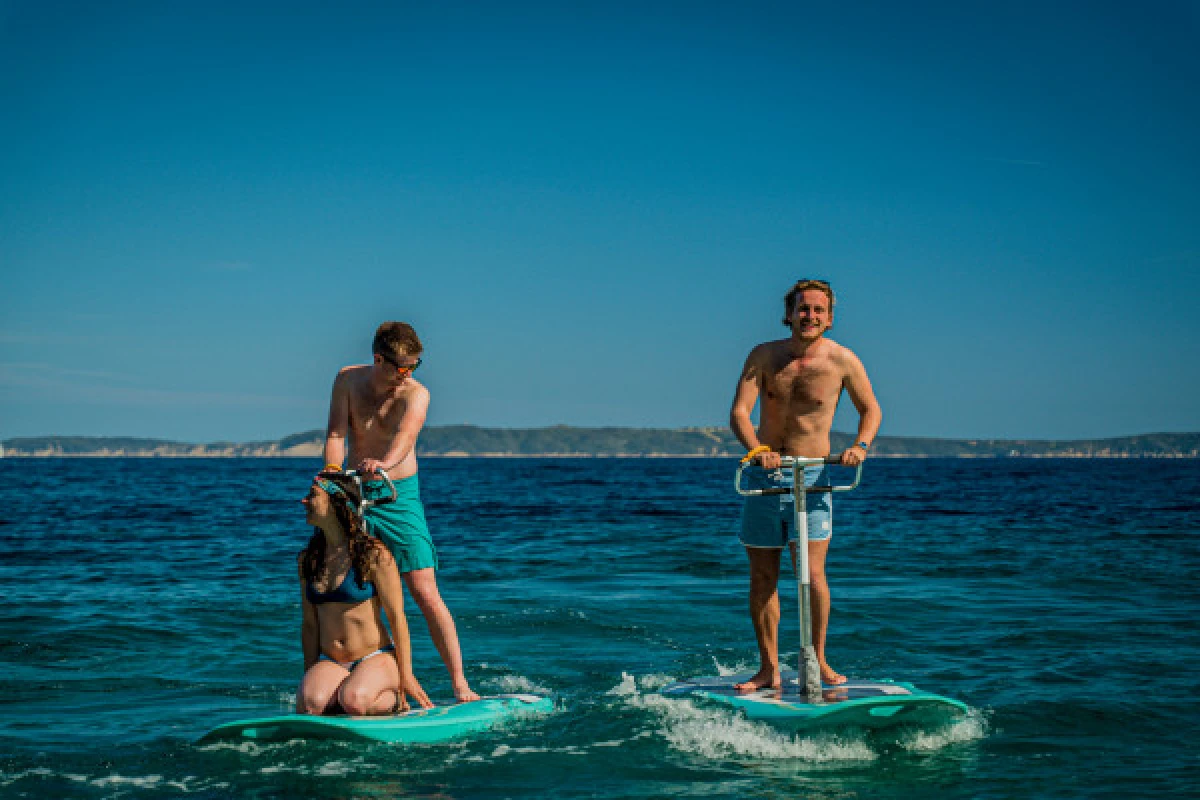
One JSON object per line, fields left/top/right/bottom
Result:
{"left": 856, "top": 441, "right": 870, "bottom": 451}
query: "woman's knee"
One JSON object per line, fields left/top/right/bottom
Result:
{"left": 299, "top": 685, "right": 336, "bottom": 715}
{"left": 339, "top": 684, "right": 375, "bottom": 716}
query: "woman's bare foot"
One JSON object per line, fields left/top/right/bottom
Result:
{"left": 454, "top": 682, "right": 481, "bottom": 703}
{"left": 820, "top": 663, "right": 846, "bottom": 685}
{"left": 734, "top": 668, "right": 781, "bottom": 692}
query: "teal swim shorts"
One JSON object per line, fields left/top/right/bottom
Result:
{"left": 362, "top": 474, "right": 439, "bottom": 574}
{"left": 739, "top": 465, "right": 833, "bottom": 547}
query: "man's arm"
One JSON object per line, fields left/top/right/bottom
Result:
{"left": 730, "top": 346, "right": 780, "bottom": 468}
{"left": 323, "top": 370, "right": 351, "bottom": 469}
{"left": 838, "top": 349, "right": 882, "bottom": 467}
{"left": 358, "top": 386, "right": 429, "bottom": 474}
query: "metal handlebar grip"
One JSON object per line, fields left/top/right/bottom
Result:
{"left": 342, "top": 468, "right": 399, "bottom": 515}
{"left": 735, "top": 458, "right": 864, "bottom": 497}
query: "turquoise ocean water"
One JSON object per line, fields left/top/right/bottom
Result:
{"left": 1, "top": 457, "right": 1197, "bottom": 798}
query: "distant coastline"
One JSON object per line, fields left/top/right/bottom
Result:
{"left": 2, "top": 427, "right": 1197, "bottom": 458}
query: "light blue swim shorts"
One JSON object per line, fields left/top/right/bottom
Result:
{"left": 739, "top": 465, "right": 833, "bottom": 548}
{"left": 362, "top": 474, "right": 439, "bottom": 574}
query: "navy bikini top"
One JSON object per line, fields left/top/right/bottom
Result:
{"left": 306, "top": 564, "right": 376, "bottom": 605}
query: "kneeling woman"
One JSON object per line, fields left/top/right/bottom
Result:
{"left": 297, "top": 473, "right": 433, "bottom": 715}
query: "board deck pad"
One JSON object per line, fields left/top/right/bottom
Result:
{"left": 199, "top": 694, "right": 553, "bottom": 744}
{"left": 662, "top": 673, "right": 967, "bottom": 731}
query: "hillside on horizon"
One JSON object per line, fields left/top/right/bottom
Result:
{"left": 2, "top": 427, "right": 1197, "bottom": 458}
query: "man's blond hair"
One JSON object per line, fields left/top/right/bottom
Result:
{"left": 782, "top": 279, "right": 835, "bottom": 327}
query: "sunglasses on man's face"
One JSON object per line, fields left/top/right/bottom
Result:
{"left": 380, "top": 353, "right": 422, "bottom": 375}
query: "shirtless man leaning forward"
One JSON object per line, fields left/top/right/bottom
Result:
{"left": 323, "top": 321, "right": 479, "bottom": 702}
{"left": 729, "top": 279, "right": 882, "bottom": 690}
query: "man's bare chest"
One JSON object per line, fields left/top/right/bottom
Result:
{"left": 348, "top": 391, "right": 407, "bottom": 433}
{"left": 763, "top": 360, "right": 843, "bottom": 407}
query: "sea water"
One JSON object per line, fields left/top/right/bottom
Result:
{"left": 0, "top": 457, "right": 1197, "bottom": 798}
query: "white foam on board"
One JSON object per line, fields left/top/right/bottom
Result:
{"left": 610, "top": 672, "right": 876, "bottom": 763}
{"left": 485, "top": 673, "right": 553, "bottom": 695}
{"left": 897, "top": 707, "right": 988, "bottom": 751}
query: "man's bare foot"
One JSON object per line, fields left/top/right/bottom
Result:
{"left": 454, "top": 683, "right": 481, "bottom": 703}
{"left": 820, "top": 663, "right": 846, "bottom": 685}
{"left": 734, "top": 669, "right": 781, "bottom": 692}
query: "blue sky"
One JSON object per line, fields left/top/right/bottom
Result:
{"left": 3, "top": 1, "right": 1198, "bottom": 442}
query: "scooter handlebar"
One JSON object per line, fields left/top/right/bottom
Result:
{"left": 338, "top": 468, "right": 399, "bottom": 513}
{"left": 735, "top": 456, "right": 864, "bottom": 497}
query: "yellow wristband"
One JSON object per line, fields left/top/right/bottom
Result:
{"left": 741, "top": 445, "right": 772, "bottom": 464}
{"left": 323, "top": 463, "right": 342, "bottom": 472}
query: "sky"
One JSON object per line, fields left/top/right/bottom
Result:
{"left": 2, "top": 1, "right": 1198, "bottom": 442}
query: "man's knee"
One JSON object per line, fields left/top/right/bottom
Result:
{"left": 747, "top": 549, "right": 781, "bottom": 576}
{"left": 406, "top": 578, "right": 445, "bottom": 612}
{"left": 748, "top": 577, "right": 780, "bottom": 607}
{"left": 749, "top": 559, "right": 778, "bottom": 579}
{"left": 807, "top": 570, "right": 832, "bottom": 601}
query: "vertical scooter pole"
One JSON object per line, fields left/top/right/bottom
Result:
{"left": 792, "top": 461, "right": 823, "bottom": 700}
{"left": 735, "top": 455, "right": 862, "bottom": 703}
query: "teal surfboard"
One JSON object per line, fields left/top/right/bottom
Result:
{"left": 199, "top": 694, "right": 553, "bottom": 744}
{"left": 662, "top": 674, "right": 967, "bottom": 731}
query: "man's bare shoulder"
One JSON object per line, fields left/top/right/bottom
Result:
{"left": 333, "top": 365, "right": 372, "bottom": 395}
{"left": 823, "top": 338, "right": 866, "bottom": 371}
{"left": 747, "top": 338, "right": 790, "bottom": 362}
{"left": 396, "top": 378, "right": 430, "bottom": 402}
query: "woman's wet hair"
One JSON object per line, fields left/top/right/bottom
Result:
{"left": 299, "top": 474, "right": 379, "bottom": 591}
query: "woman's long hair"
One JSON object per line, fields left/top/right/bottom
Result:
{"left": 300, "top": 478, "right": 379, "bottom": 591}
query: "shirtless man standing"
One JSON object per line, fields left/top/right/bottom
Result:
{"left": 729, "top": 279, "right": 882, "bottom": 690}
{"left": 323, "top": 321, "right": 479, "bottom": 702}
